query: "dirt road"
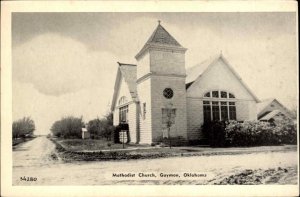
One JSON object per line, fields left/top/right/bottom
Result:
{"left": 13, "top": 137, "right": 59, "bottom": 168}
{"left": 13, "top": 136, "right": 298, "bottom": 185}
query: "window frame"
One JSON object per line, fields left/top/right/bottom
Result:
{"left": 202, "top": 90, "right": 237, "bottom": 122}
{"left": 119, "top": 105, "right": 129, "bottom": 123}
{"left": 163, "top": 88, "right": 174, "bottom": 99}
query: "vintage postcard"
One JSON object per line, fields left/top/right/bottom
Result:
{"left": 1, "top": 1, "right": 299, "bottom": 196}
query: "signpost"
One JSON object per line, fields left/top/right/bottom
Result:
{"left": 119, "top": 130, "right": 127, "bottom": 149}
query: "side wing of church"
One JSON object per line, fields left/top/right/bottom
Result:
{"left": 111, "top": 22, "right": 260, "bottom": 145}
{"left": 257, "top": 98, "right": 295, "bottom": 122}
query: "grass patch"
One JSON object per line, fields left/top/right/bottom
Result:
{"left": 50, "top": 138, "right": 191, "bottom": 161}
{"left": 55, "top": 138, "right": 149, "bottom": 152}
{"left": 49, "top": 138, "right": 297, "bottom": 162}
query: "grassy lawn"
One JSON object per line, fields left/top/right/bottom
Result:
{"left": 55, "top": 138, "right": 195, "bottom": 153}
{"left": 55, "top": 138, "right": 151, "bottom": 152}
{"left": 51, "top": 137, "right": 297, "bottom": 162}
{"left": 51, "top": 138, "right": 191, "bottom": 161}
{"left": 56, "top": 138, "right": 119, "bottom": 151}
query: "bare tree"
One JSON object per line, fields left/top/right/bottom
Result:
{"left": 12, "top": 117, "right": 35, "bottom": 139}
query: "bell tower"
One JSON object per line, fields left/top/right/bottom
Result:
{"left": 135, "top": 21, "right": 188, "bottom": 144}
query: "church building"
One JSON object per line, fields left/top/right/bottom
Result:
{"left": 111, "top": 22, "right": 260, "bottom": 144}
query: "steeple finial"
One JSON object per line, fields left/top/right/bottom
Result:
{"left": 158, "top": 20, "right": 161, "bottom": 25}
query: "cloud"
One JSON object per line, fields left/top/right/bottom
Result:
{"left": 13, "top": 80, "right": 113, "bottom": 134}
{"left": 12, "top": 33, "right": 121, "bottom": 134}
{"left": 13, "top": 33, "right": 118, "bottom": 96}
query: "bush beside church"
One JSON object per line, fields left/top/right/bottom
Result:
{"left": 202, "top": 118, "right": 297, "bottom": 147}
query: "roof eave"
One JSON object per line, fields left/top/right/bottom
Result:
{"left": 135, "top": 43, "right": 187, "bottom": 60}
{"left": 111, "top": 68, "right": 122, "bottom": 111}
{"left": 118, "top": 62, "right": 137, "bottom": 67}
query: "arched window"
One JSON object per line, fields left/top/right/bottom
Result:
{"left": 118, "top": 96, "right": 128, "bottom": 106}
{"left": 203, "top": 90, "right": 236, "bottom": 122}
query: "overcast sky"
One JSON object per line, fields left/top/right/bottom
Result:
{"left": 12, "top": 12, "right": 297, "bottom": 134}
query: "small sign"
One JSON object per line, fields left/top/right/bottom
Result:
{"left": 119, "top": 131, "right": 128, "bottom": 143}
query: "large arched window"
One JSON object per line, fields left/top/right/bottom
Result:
{"left": 203, "top": 90, "right": 236, "bottom": 122}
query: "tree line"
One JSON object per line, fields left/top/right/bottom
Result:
{"left": 50, "top": 112, "right": 115, "bottom": 140}
{"left": 12, "top": 117, "right": 35, "bottom": 139}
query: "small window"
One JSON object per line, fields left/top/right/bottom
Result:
{"left": 212, "top": 91, "right": 219, "bottom": 98}
{"left": 163, "top": 88, "right": 174, "bottom": 99}
{"left": 203, "top": 101, "right": 210, "bottom": 105}
{"left": 221, "top": 105, "right": 228, "bottom": 120}
{"left": 212, "top": 103, "right": 220, "bottom": 120}
{"left": 229, "top": 93, "right": 235, "bottom": 98}
{"left": 203, "top": 102, "right": 211, "bottom": 122}
{"left": 212, "top": 101, "right": 219, "bottom": 105}
{"left": 204, "top": 92, "right": 211, "bottom": 97}
{"left": 229, "top": 105, "right": 236, "bottom": 120}
{"left": 221, "top": 91, "right": 227, "bottom": 98}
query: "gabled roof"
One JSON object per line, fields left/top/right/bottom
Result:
{"left": 257, "top": 98, "right": 294, "bottom": 119}
{"left": 259, "top": 110, "right": 282, "bottom": 121}
{"left": 135, "top": 22, "right": 186, "bottom": 59}
{"left": 186, "top": 54, "right": 219, "bottom": 84}
{"left": 118, "top": 62, "right": 138, "bottom": 99}
{"left": 111, "top": 62, "right": 138, "bottom": 111}
{"left": 257, "top": 98, "right": 275, "bottom": 114}
{"left": 185, "top": 54, "right": 260, "bottom": 102}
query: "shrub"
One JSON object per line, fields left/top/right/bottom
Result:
{"left": 272, "top": 118, "right": 297, "bottom": 144}
{"left": 51, "top": 116, "right": 84, "bottom": 139}
{"left": 202, "top": 121, "right": 227, "bottom": 147}
{"left": 225, "top": 119, "right": 297, "bottom": 146}
{"left": 201, "top": 118, "right": 297, "bottom": 147}
{"left": 87, "top": 112, "right": 115, "bottom": 141}
{"left": 225, "top": 120, "right": 276, "bottom": 146}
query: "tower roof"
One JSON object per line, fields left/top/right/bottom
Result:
{"left": 135, "top": 21, "right": 186, "bottom": 59}
{"left": 146, "top": 22, "right": 182, "bottom": 47}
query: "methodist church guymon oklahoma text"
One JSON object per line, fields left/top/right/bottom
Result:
{"left": 110, "top": 22, "right": 288, "bottom": 145}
